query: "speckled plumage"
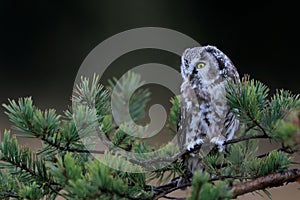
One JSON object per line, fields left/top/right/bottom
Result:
{"left": 177, "top": 45, "right": 240, "bottom": 173}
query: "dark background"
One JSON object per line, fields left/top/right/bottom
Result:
{"left": 0, "top": 0, "right": 299, "bottom": 130}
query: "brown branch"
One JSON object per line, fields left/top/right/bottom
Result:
{"left": 140, "top": 149, "right": 188, "bottom": 165}
{"left": 242, "top": 124, "right": 256, "bottom": 136}
{"left": 130, "top": 133, "right": 271, "bottom": 169}
{"left": 257, "top": 147, "right": 300, "bottom": 158}
{"left": 0, "top": 192, "right": 21, "bottom": 199}
{"left": 232, "top": 168, "right": 300, "bottom": 198}
{"left": 246, "top": 110, "right": 268, "bottom": 136}
{"left": 224, "top": 134, "right": 270, "bottom": 145}
{"left": 150, "top": 169, "right": 300, "bottom": 199}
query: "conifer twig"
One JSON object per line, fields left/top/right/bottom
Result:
{"left": 41, "top": 137, "right": 106, "bottom": 154}
{"left": 224, "top": 134, "right": 270, "bottom": 145}
{"left": 247, "top": 111, "right": 268, "bottom": 136}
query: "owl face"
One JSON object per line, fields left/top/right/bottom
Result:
{"left": 181, "top": 46, "right": 223, "bottom": 85}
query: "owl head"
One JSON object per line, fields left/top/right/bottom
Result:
{"left": 181, "top": 45, "right": 234, "bottom": 85}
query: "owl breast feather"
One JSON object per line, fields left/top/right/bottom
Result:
{"left": 178, "top": 79, "right": 230, "bottom": 151}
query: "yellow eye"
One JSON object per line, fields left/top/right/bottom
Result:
{"left": 197, "top": 62, "right": 205, "bottom": 69}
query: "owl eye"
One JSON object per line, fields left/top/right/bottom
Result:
{"left": 197, "top": 62, "right": 206, "bottom": 69}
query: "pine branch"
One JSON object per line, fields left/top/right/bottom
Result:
{"left": 126, "top": 133, "right": 270, "bottom": 172}
{"left": 232, "top": 168, "right": 300, "bottom": 198}
{"left": 224, "top": 134, "right": 270, "bottom": 145}
{"left": 0, "top": 131, "right": 61, "bottom": 198}
{"left": 41, "top": 136, "right": 105, "bottom": 154}
{"left": 150, "top": 168, "right": 300, "bottom": 200}
{"left": 0, "top": 192, "right": 21, "bottom": 199}
{"left": 132, "top": 133, "right": 270, "bottom": 168}
{"left": 2, "top": 73, "right": 299, "bottom": 199}
{"left": 132, "top": 149, "right": 187, "bottom": 166}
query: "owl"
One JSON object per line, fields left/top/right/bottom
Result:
{"left": 177, "top": 45, "right": 240, "bottom": 173}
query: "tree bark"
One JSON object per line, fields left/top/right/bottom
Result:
{"left": 232, "top": 168, "right": 300, "bottom": 198}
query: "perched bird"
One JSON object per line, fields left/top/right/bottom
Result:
{"left": 177, "top": 45, "right": 240, "bottom": 173}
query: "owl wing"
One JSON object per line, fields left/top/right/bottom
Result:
{"left": 177, "top": 83, "right": 206, "bottom": 151}
{"left": 223, "top": 109, "right": 239, "bottom": 141}
{"left": 177, "top": 97, "right": 181, "bottom": 132}
{"left": 177, "top": 96, "right": 186, "bottom": 151}
{"left": 176, "top": 84, "right": 197, "bottom": 151}
{"left": 222, "top": 64, "right": 240, "bottom": 141}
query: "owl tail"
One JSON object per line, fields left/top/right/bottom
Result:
{"left": 172, "top": 148, "right": 203, "bottom": 189}
{"left": 172, "top": 163, "right": 193, "bottom": 189}
{"left": 184, "top": 152, "right": 203, "bottom": 174}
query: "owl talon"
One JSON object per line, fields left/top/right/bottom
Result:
{"left": 172, "top": 172, "right": 192, "bottom": 189}
{"left": 210, "top": 136, "right": 226, "bottom": 152}
{"left": 186, "top": 138, "right": 204, "bottom": 151}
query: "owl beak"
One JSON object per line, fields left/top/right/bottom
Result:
{"left": 187, "top": 74, "right": 190, "bottom": 82}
